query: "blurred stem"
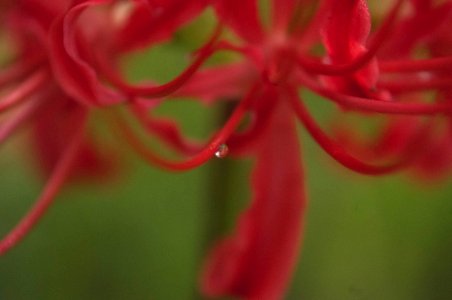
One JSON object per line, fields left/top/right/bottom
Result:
{"left": 194, "top": 102, "right": 236, "bottom": 300}
{"left": 206, "top": 101, "right": 237, "bottom": 242}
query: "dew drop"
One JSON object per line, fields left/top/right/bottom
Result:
{"left": 215, "top": 144, "right": 229, "bottom": 158}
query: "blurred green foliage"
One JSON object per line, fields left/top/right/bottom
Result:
{"left": 1, "top": 123, "right": 452, "bottom": 300}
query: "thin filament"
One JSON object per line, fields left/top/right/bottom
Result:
{"left": 0, "top": 56, "right": 42, "bottom": 88}
{"left": 297, "top": 71, "right": 452, "bottom": 115}
{"left": 0, "top": 95, "right": 46, "bottom": 145}
{"left": 98, "top": 45, "right": 216, "bottom": 98}
{"left": 115, "top": 85, "right": 258, "bottom": 171}
{"left": 380, "top": 56, "right": 452, "bottom": 73}
{"left": 0, "top": 111, "right": 87, "bottom": 255}
{"left": 378, "top": 76, "right": 452, "bottom": 92}
{"left": 98, "top": 25, "right": 222, "bottom": 98}
{"left": 0, "top": 70, "right": 49, "bottom": 114}
{"left": 287, "top": 90, "right": 409, "bottom": 175}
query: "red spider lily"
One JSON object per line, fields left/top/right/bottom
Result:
{"left": 0, "top": 0, "right": 451, "bottom": 299}
{"left": 335, "top": 0, "right": 452, "bottom": 181}
{"left": 0, "top": 0, "right": 111, "bottom": 255}
{"left": 0, "top": 0, "right": 213, "bottom": 255}
{"left": 114, "top": 0, "right": 452, "bottom": 298}
{"left": 380, "top": 0, "right": 452, "bottom": 180}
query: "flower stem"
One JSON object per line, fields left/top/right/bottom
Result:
{"left": 196, "top": 102, "right": 237, "bottom": 300}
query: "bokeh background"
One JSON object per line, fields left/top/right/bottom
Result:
{"left": 1, "top": 8, "right": 452, "bottom": 300}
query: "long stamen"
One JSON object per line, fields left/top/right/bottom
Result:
{"left": 378, "top": 76, "right": 452, "bottom": 92}
{"left": 334, "top": 117, "right": 432, "bottom": 163}
{"left": 380, "top": 56, "right": 452, "bottom": 73}
{"left": 287, "top": 90, "right": 410, "bottom": 175}
{"left": 0, "top": 70, "right": 49, "bottom": 114}
{"left": 0, "top": 94, "right": 46, "bottom": 145}
{"left": 0, "top": 110, "right": 87, "bottom": 255}
{"left": 98, "top": 43, "right": 216, "bottom": 98}
{"left": 0, "top": 56, "right": 42, "bottom": 88}
{"left": 114, "top": 85, "right": 258, "bottom": 171}
{"left": 97, "top": 25, "right": 221, "bottom": 98}
{"left": 192, "top": 23, "right": 224, "bottom": 55}
{"left": 297, "top": 71, "right": 452, "bottom": 115}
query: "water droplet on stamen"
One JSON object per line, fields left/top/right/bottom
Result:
{"left": 215, "top": 144, "right": 229, "bottom": 158}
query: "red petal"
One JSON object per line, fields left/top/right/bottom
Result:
{"left": 271, "top": 0, "right": 298, "bottom": 30}
{"left": 271, "top": 0, "right": 317, "bottom": 31}
{"left": 0, "top": 108, "right": 86, "bottom": 255}
{"left": 31, "top": 95, "right": 116, "bottom": 182}
{"left": 322, "top": 0, "right": 370, "bottom": 61}
{"left": 214, "top": 0, "right": 264, "bottom": 44}
{"left": 414, "top": 121, "right": 452, "bottom": 180}
{"left": 48, "top": 1, "right": 123, "bottom": 106}
{"left": 320, "top": 0, "right": 382, "bottom": 97}
{"left": 201, "top": 98, "right": 306, "bottom": 299}
{"left": 15, "top": 0, "right": 69, "bottom": 31}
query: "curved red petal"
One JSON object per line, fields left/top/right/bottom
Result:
{"left": 0, "top": 109, "right": 86, "bottom": 255}
{"left": 320, "top": 0, "right": 381, "bottom": 97}
{"left": 202, "top": 99, "right": 306, "bottom": 299}
{"left": 322, "top": 0, "right": 370, "bottom": 61}
{"left": 214, "top": 0, "right": 264, "bottom": 44}
{"left": 48, "top": 1, "right": 123, "bottom": 106}
{"left": 31, "top": 95, "right": 116, "bottom": 182}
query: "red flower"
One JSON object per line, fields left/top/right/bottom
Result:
{"left": 0, "top": 1, "right": 451, "bottom": 299}
{"left": 0, "top": 0, "right": 211, "bottom": 255}
{"left": 336, "top": 0, "right": 452, "bottom": 181}
{"left": 146, "top": 0, "right": 450, "bottom": 298}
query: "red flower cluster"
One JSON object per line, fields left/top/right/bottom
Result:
{"left": 0, "top": 0, "right": 451, "bottom": 299}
